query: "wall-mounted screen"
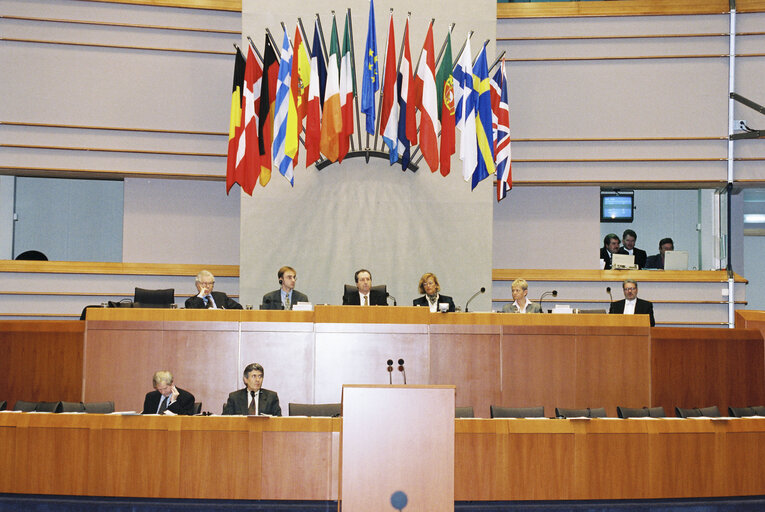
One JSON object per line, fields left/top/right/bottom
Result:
{"left": 600, "top": 191, "right": 634, "bottom": 223}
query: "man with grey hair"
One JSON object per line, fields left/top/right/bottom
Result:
{"left": 141, "top": 370, "right": 196, "bottom": 415}
{"left": 184, "top": 270, "right": 242, "bottom": 309}
{"left": 222, "top": 363, "right": 281, "bottom": 416}
{"left": 609, "top": 279, "right": 655, "bottom": 326}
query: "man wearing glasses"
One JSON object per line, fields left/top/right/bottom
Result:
{"left": 185, "top": 270, "right": 242, "bottom": 309}
{"left": 609, "top": 279, "right": 655, "bottom": 326}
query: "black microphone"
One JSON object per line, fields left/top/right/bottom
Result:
{"left": 387, "top": 293, "right": 397, "bottom": 306}
{"left": 538, "top": 290, "right": 558, "bottom": 313}
{"left": 397, "top": 358, "right": 407, "bottom": 385}
{"left": 465, "top": 287, "right": 485, "bottom": 312}
{"left": 386, "top": 359, "right": 394, "bottom": 384}
{"left": 606, "top": 286, "right": 613, "bottom": 303}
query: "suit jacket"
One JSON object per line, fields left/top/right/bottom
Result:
{"left": 617, "top": 247, "right": 648, "bottom": 269}
{"left": 222, "top": 388, "right": 281, "bottom": 416}
{"left": 600, "top": 247, "right": 614, "bottom": 270}
{"left": 142, "top": 387, "right": 195, "bottom": 415}
{"left": 342, "top": 288, "right": 388, "bottom": 306}
{"left": 645, "top": 254, "right": 664, "bottom": 269}
{"left": 185, "top": 290, "right": 242, "bottom": 310}
{"left": 261, "top": 289, "right": 309, "bottom": 310}
{"left": 609, "top": 298, "right": 656, "bottom": 327}
{"left": 413, "top": 294, "right": 456, "bottom": 312}
{"left": 502, "top": 301, "right": 543, "bottom": 314}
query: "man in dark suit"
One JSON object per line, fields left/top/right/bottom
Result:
{"left": 185, "top": 270, "right": 243, "bottom": 309}
{"left": 600, "top": 233, "right": 620, "bottom": 270}
{"left": 261, "top": 266, "right": 309, "bottom": 310}
{"left": 617, "top": 229, "right": 647, "bottom": 269}
{"left": 609, "top": 279, "right": 655, "bottom": 326}
{"left": 223, "top": 363, "right": 281, "bottom": 416}
{"left": 645, "top": 238, "right": 674, "bottom": 270}
{"left": 142, "top": 370, "right": 196, "bottom": 415}
{"left": 342, "top": 269, "right": 388, "bottom": 306}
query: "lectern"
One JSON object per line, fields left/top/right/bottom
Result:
{"left": 340, "top": 385, "right": 455, "bottom": 511}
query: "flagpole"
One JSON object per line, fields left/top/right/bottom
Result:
{"left": 245, "top": 37, "right": 263, "bottom": 64}
{"left": 488, "top": 51, "right": 506, "bottom": 75}
{"left": 266, "top": 28, "right": 280, "bottom": 58}
{"left": 433, "top": 23, "right": 455, "bottom": 73}
{"left": 346, "top": 8, "right": 362, "bottom": 153}
{"left": 412, "top": 18, "right": 435, "bottom": 78}
{"left": 373, "top": 8, "right": 393, "bottom": 152}
{"left": 297, "top": 18, "right": 311, "bottom": 56}
{"left": 316, "top": 14, "right": 330, "bottom": 71}
{"left": 450, "top": 30, "right": 473, "bottom": 71}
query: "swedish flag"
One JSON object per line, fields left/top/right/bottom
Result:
{"left": 472, "top": 43, "right": 495, "bottom": 190}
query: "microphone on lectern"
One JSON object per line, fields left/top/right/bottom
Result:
{"left": 397, "top": 358, "right": 407, "bottom": 385}
{"left": 465, "top": 287, "right": 486, "bottom": 312}
{"left": 386, "top": 359, "right": 394, "bottom": 384}
{"left": 538, "top": 290, "right": 557, "bottom": 313}
{"left": 606, "top": 287, "right": 613, "bottom": 303}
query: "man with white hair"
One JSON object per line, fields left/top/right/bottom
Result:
{"left": 141, "top": 370, "right": 196, "bottom": 415}
{"left": 184, "top": 270, "right": 242, "bottom": 309}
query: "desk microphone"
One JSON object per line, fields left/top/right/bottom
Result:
{"left": 387, "top": 293, "right": 397, "bottom": 306}
{"left": 397, "top": 358, "right": 407, "bottom": 385}
{"left": 465, "top": 287, "right": 485, "bottom": 312}
{"left": 386, "top": 359, "right": 394, "bottom": 384}
{"left": 606, "top": 287, "right": 613, "bottom": 303}
{"left": 538, "top": 290, "right": 557, "bottom": 313}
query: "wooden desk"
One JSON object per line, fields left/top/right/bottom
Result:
{"left": 2, "top": 414, "right": 765, "bottom": 501}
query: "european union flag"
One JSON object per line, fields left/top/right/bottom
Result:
{"left": 361, "top": 0, "right": 379, "bottom": 135}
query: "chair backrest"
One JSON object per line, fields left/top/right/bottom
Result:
{"left": 555, "top": 407, "right": 607, "bottom": 418}
{"left": 60, "top": 401, "right": 86, "bottom": 413}
{"left": 343, "top": 284, "right": 388, "bottom": 302}
{"left": 675, "top": 405, "right": 720, "bottom": 418}
{"left": 0, "top": 401, "right": 6, "bottom": 411}
{"left": 193, "top": 402, "right": 202, "bottom": 415}
{"left": 288, "top": 403, "right": 341, "bottom": 417}
{"left": 491, "top": 405, "right": 545, "bottom": 418}
{"left": 617, "top": 406, "right": 665, "bottom": 418}
{"left": 15, "top": 250, "right": 48, "bottom": 261}
{"left": 455, "top": 406, "right": 474, "bottom": 418}
{"left": 729, "top": 405, "right": 765, "bottom": 417}
{"left": 12, "top": 400, "right": 37, "bottom": 412}
{"left": 84, "top": 401, "right": 115, "bottom": 414}
{"left": 36, "top": 401, "right": 63, "bottom": 413}
{"left": 134, "top": 287, "right": 174, "bottom": 307}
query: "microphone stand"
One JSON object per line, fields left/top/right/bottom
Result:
{"left": 538, "top": 290, "right": 557, "bottom": 314}
{"left": 465, "top": 287, "right": 485, "bottom": 312}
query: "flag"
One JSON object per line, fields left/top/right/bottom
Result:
{"left": 396, "top": 72, "right": 410, "bottom": 170}
{"left": 361, "top": 0, "right": 379, "bottom": 135}
{"left": 291, "top": 24, "right": 311, "bottom": 167}
{"left": 258, "top": 36, "right": 278, "bottom": 186}
{"left": 338, "top": 13, "right": 354, "bottom": 162}
{"left": 472, "top": 42, "right": 495, "bottom": 190}
{"left": 320, "top": 16, "right": 343, "bottom": 162}
{"left": 273, "top": 29, "right": 297, "bottom": 185}
{"left": 234, "top": 44, "right": 262, "bottom": 195}
{"left": 453, "top": 36, "right": 476, "bottom": 182}
{"left": 305, "top": 20, "right": 326, "bottom": 166}
{"left": 379, "top": 13, "right": 398, "bottom": 164}
{"left": 225, "top": 47, "right": 245, "bottom": 194}
{"left": 415, "top": 21, "right": 438, "bottom": 173}
{"left": 401, "top": 18, "right": 417, "bottom": 145}
{"left": 494, "top": 61, "right": 512, "bottom": 201}
{"left": 436, "top": 30, "right": 454, "bottom": 177}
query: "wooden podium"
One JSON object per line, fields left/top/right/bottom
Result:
{"left": 340, "top": 385, "right": 455, "bottom": 511}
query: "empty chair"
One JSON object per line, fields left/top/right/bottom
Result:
{"left": 84, "top": 401, "right": 115, "bottom": 414}
{"left": 193, "top": 402, "right": 202, "bottom": 415}
{"left": 0, "top": 401, "right": 6, "bottom": 411}
{"left": 12, "top": 400, "right": 37, "bottom": 412}
{"left": 288, "top": 403, "right": 342, "bottom": 417}
{"left": 15, "top": 250, "right": 48, "bottom": 261}
{"left": 133, "top": 287, "right": 175, "bottom": 308}
{"left": 60, "top": 401, "right": 86, "bottom": 413}
{"left": 617, "top": 406, "right": 666, "bottom": 418}
{"left": 35, "top": 401, "right": 63, "bottom": 413}
{"left": 728, "top": 406, "right": 765, "bottom": 417}
{"left": 455, "top": 406, "right": 474, "bottom": 418}
{"left": 555, "top": 407, "right": 607, "bottom": 418}
{"left": 675, "top": 406, "right": 720, "bottom": 418}
{"left": 490, "top": 405, "right": 545, "bottom": 418}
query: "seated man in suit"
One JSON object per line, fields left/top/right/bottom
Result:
{"left": 185, "top": 270, "right": 243, "bottom": 309}
{"left": 609, "top": 279, "right": 656, "bottom": 326}
{"left": 645, "top": 238, "right": 674, "bottom": 270}
{"left": 342, "top": 269, "right": 388, "bottom": 306}
{"left": 142, "top": 370, "right": 195, "bottom": 415}
{"left": 261, "top": 266, "right": 309, "bottom": 310}
{"left": 600, "top": 233, "right": 620, "bottom": 270}
{"left": 617, "top": 229, "right": 647, "bottom": 269}
{"left": 223, "top": 363, "right": 281, "bottom": 416}
{"left": 413, "top": 272, "right": 455, "bottom": 312}
{"left": 502, "top": 278, "right": 543, "bottom": 314}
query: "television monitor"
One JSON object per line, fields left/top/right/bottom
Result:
{"left": 600, "top": 192, "right": 634, "bottom": 222}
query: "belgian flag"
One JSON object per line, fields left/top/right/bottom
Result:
{"left": 226, "top": 47, "right": 246, "bottom": 194}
